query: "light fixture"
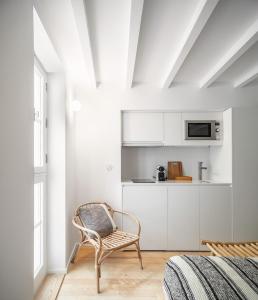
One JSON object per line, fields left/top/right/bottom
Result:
{"left": 71, "top": 99, "right": 81, "bottom": 112}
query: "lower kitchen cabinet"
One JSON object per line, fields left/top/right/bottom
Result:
{"left": 167, "top": 186, "right": 199, "bottom": 250}
{"left": 122, "top": 185, "right": 232, "bottom": 250}
{"left": 200, "top": 186, "right": 232, "bottom": 250}
{"left": 122, "top": 186, "right": 167, "bottom": 250}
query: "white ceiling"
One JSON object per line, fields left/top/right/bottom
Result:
{"left": 34, "top": 0, "right": 258, "bottom": 89}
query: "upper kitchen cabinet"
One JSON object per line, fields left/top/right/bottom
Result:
{"left": 122, "top": 111, "right": 224, "bottom": 146}
{"left": 122, "top": 112, "right": 164, "bottom": 146}
{"left": 163, "top": 113, "right": 182, "bottom": 146}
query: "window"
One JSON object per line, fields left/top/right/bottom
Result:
{"left": 34, "top": 59, "right": 47, "bottom": 283}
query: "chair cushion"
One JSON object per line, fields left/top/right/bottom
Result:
{"left": 78, "top": 203, "right": 116, "bottom": 238}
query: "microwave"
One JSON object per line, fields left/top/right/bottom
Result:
{"left": 185, "top": 120, "right": 220, "bottom": 140}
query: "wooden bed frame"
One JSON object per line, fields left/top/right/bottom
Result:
{"left": 202, "top": 240, "right": 258, "bottom": 257}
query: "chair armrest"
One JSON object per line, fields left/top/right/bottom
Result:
{"left": 113, "top": 210, "right": 141, "bottom": 236}
{"left": 72, "top": 217, "right": 102, "bottom": 248}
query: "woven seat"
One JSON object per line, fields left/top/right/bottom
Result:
{"left": 72, "top": 202, "right": 143, "bottom": 293}
{"left": 102, "top": 230, "right": 139, "bottom": 250}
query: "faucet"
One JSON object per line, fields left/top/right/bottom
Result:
{"left": 198, "top": 161, "right": 207, "bottom": 181}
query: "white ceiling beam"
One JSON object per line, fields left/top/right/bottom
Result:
{"left": 200, "top": 20, "right": 258, "bottom": 88}
{"left": 126, "top": 0, "right": 144, "bottom": 88}
{"left": 234, "top": 67, "right": 258, "bottom": 87}
{"left": 162, "top": 0, "right": 219, "bottom": 88}
{"left": 33, "top": 8, "right": 62, "bottom": 72}
{"left": 71, "top": 0, "right": 96, "bottom": 88}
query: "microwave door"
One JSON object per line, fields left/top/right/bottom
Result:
{"left": 185, "top": 121, "right": 215, "bottom": 140}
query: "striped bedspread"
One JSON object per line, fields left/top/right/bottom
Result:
{"left": 164, "top": 256, "right": 258, "bottom": 300}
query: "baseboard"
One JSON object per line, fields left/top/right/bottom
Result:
{"left": 47, "top": 243, "right": 79, "bottom": 275}
{"left": 66, "top": 242, "right": 79, "bottom": 271}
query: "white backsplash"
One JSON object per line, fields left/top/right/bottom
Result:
{"left": 122, "top": 146, "right": 210, "bottom": 181}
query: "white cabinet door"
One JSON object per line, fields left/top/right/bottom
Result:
{"left": 122, "top": 112, "right": 163, "bottom": 145}
{"left": 164, "top": 113, "right": 182, "bottom": 145}
{"left": 122, "top": 186, "right": 167, "bottom": 250}
{"left": 200, "top": 186, "right": 232, "bottom": 250}
{"left": 167, "top": 186, "right": 199, "bottom": 250}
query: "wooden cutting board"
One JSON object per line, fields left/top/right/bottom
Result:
{"left": 175, "top": 176, "right": 192, "bottom": 181}
{"left": 167, "top": 161, "right": 183, "bottom": 180}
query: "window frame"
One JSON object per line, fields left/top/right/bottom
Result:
{"left": 34, "top": 58, "right": 47, "bottom": 174}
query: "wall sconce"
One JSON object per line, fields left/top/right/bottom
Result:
{"left": 71, "top": 99, "right": 81, "bottom": 112}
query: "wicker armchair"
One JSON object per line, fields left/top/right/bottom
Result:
{"left": 72, "top": 202, "right": 143, "bottom": 293}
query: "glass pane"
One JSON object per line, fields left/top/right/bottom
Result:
{"left": 34, "top": 69, "right": 42, "bottom": 113}
{"left": 34, "top": 181, "right": 44, "bottom": 276}
{"left": 34, "top": 182, "right": 43, "bottom": 226}
{"left": 34, "top": 225, "right": 42, "bottom": 275}
{"left": 188, "top": 123, "right": 211, "bottom": 137}
{"left": 34, "top": 121, "right": 43, "bottom": 167}
{"left": 34, "top": 66, "right": 44, "bottom": 168}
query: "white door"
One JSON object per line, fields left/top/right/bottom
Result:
{"left": 164, "top": 113, "right": 182, "bottom": 145}
{"left": 122, "top": 112, "right": 164, "bottom": 145}
{"left": 167, "top": 186, "right": 199, "bottom": 250}
{"left": 122, "top": 186, "right": 167, "bottom": 250}
{"left": 200, "top": 186, "right": 232, "bottom": 250}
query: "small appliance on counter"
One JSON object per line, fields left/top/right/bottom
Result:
{"left": 156, "top": 165, "right": 166, "bottom": 181}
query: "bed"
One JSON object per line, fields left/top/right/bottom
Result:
{"left": 164, "top": 255, "right": 258, "bottom": 300}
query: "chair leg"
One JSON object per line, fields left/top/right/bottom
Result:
{"left": 135, "top": 241, "right": 143, "bottom": 270}
{"left": 95, "top": 249, "right": 101, "bottom": 293}
{"left": 70, "top": 243, "right": 80, "bottom": 264}
{"left": 95, "top": 265, "right": 100, "bottom": 293}
{"left": 99, "top": 265, "right": 101, "bottom": 278}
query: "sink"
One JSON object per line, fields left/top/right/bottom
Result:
{"left": 201, "top": 180, "right": 211, "bottom": 183}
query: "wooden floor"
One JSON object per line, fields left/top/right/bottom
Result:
{"left": 34, "top": 273, "right": 65, "bottom": 300}
{"left": 36, "top": 247, "right": 209, "bottom": 300}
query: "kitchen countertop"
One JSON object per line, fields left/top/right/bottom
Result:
{"left": 121, "top": 180, "right": 232, "bottom": 186}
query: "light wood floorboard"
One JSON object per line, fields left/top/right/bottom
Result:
{"left": 34, "top": 273, "right": 65, "bottom": 300}
{"left": 56, "top": 247, "right": 209, "bottom": 300}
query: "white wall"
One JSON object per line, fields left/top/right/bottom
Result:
{"left": 74, "top": 87, "right": 122, "bottom": 210}
{"left": 232, "top": 107, "right": 258, "bottom": 241}
{"left": 47, "top": 73, "right": 67, "bottom": 272}
{"left": 122, "top": 146, "right": 209, "bottom": 181}
{"left": 73, "top": 85, "right": 258, "bottom": 215}
{"left": 65, "top": 83, "right": 77, "bottom": 264}
{"left": 0, "top": 1, "right": 34, "bottom": 299}
{"left": 209, "top": 108, "right": 232, "bottom": 181}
